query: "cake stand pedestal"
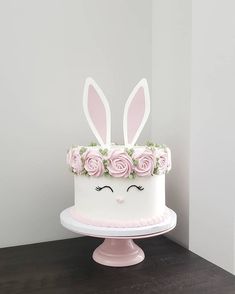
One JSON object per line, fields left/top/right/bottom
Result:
{"left": 60, "top": 206, "right": 177, "bottom": 267}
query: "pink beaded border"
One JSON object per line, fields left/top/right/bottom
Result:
{"left": 70, "top": 206, "right": 171, "bottom": 228}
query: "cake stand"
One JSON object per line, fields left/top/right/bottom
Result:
{"left": 60, "top": 206, "right": 177, "bottom": 267}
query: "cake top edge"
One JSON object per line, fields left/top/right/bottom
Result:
{"left": 66, "top": 142, "right": 171, "bottom": 178}
{"left": 68, "top": 141, "right": 168, "bottom": 149}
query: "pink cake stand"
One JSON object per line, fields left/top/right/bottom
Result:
{"left": 60, "top": 206, "right": 177, "bottom": 267}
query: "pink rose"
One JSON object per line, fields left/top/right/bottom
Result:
{"left": 155, "top": 148, "right": 169, "bottom": 174}
{"left": 133, "top": 148, "right": 155, "bottom": 176}
{"left": 67, "top": 148, "right": 83, "bottom": 174}
{"left": 166, "top": 147, "right": 172, "bottom": 172}
{"left": 83, "top": 150, "right": 104, "bottom": 177}
{"left": 107, "top": 150, "right": 133, "bottom": 178}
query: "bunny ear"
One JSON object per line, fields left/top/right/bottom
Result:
{"left": 83, "top": 78, "right": 111, "bottom": 146}
{"left": 123, "top": 79, "right": 150, "bottom": 146}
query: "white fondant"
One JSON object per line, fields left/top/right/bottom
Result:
{"left": 74, "top": 174, "right": 165, "bottom": 225}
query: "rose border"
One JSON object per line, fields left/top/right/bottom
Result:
{"left": 66, "top": 142, "right": 171, "bottom": 178}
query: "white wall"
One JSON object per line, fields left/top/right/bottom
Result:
{"left": 189, "top": 0, "right": 235, "bottom": 274}
{"left": 151, "top": 0, "right": 191, "bottom": 247}
{"left": 152, "top": 0, "right": 235, "bottom": 275}
{"left": 0, "top": 0, "right": 152, "bottom": 247}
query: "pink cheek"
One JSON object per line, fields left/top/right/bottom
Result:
{"left": 116, "top": 197, "right": 125, "bottom": 204}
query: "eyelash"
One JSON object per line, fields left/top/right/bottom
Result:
{"left": 127, "top": 185, "right": 144, "bottom": 192}
{"left": 95, "top": 186, "right": 114, "bottom": 192}
{"left": 95, "top": 185, "right": 144, "bottom": 192}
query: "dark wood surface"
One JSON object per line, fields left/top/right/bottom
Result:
{"left": 0, "top": 236, "right": 234, "bottom": 294}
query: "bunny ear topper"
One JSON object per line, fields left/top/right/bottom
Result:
{"left": 123, "top": 79, "right": 150, "bottom": 146}
{"left": 83, "top": 78, "right": 111, "bottom": 146}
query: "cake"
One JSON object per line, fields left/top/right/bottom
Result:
{"left": 66, "top": 78, "right": 172, "bottom": 228}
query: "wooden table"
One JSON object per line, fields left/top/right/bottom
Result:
{"left": 0, "top": 236, "right": 234, "bottom": 294}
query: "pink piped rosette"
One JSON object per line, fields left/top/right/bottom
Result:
{"left": 67, "top": 144, "right": 171, "bottom": 178}
{"left": 67, "top": 77, "right": 171, "bottom": 178}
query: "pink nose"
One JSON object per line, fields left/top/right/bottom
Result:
{"left": 116, "top": 197, "right": 124, "bottom": 204}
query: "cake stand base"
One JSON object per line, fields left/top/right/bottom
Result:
{"left": 93, "top": 238, "right": 144, "bottom": 267}
{"left": 60, "top": 206, "right": 177, "bottom": 267}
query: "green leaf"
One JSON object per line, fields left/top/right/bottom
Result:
{"left": 146, "top": 141, "right": 155, "bottom": 147}
{"left": 125, "top": 148, "right": 134, "bottom": 157}
{"left": 99, "top": 148, "right": 108, "bottom": 156}
{"left": 89, "top": 142, "right": 98, "bottom": 146}
{"left": 153, "top": 167, "right": 158, "bottom": 175}
{"left": 133, "top": 159, "right": 138, "bottom": 166}
{"left": 79, "top": 147, "right": 87, "bottom": 155}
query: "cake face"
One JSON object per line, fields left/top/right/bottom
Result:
{"left": 67, "top": 78, "right": 172, "bottom": 228}
{"left": 74, "top": 174, "right": 165, "bottom": 226}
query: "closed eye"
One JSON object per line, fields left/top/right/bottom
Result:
{"left": 127, "top": 185, "right": 144, "bottom": 192}
{"left": 95, "top": 185, "right": 114, "bottom": 193}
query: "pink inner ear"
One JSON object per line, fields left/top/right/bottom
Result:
{"left": 88, "top": 85, "right": 107, "bottom": 144}
{"left": 127, "top": 87, "right": 145, "bottom": 144}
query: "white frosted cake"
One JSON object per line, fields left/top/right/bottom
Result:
{"left": 67, "top": 78, "right": 172, "bottom": 228}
